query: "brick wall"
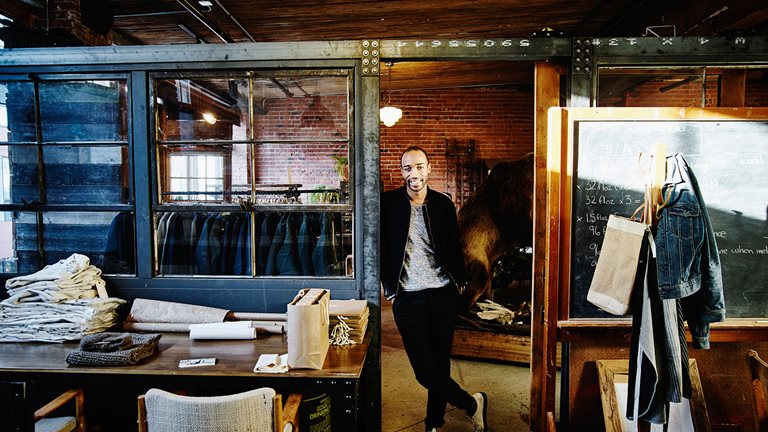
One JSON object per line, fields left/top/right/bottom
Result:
{"left": 379, "top": 86, "right": 534, "bottom": 192}
{"left": 604, "top": 74, "right": 768, "bottom": 108}
{"left": 746, "top": 79, "right": 768, "bottom": 107}
{"left": 254, "top": 95, "right": 349, "bottom": 189}
{"left": 603, "top": 76, "right": 720, "bottom": 107}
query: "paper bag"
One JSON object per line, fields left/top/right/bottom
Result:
{"left": 587, "top": 215, "right": 648, "bottom": 315}
{"left": 287, "top": 288, "right": 330, "bottom": 369}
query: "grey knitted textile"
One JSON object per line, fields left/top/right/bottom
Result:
{"left": 65, "top": 333, "right": 161, "bottom": 366}
{"left": 80, "top": 332, "right": 134, "bottom": 351}
{"left": 144, "top": 387, "right": 275, "bottom": 432}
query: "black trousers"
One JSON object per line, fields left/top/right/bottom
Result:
{"left": 392, "top": 285, "right": 475, "bottom": 429}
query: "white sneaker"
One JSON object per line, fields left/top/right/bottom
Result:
{"left": 470, "top": 392, "right": 488, "bottom": 432}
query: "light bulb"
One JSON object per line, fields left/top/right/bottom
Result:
{"left": 380, "top": 106, "right": 402, "bottom": 127}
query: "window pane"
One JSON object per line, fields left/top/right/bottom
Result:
{"left": 0, "top": 153, "right": 9, "bottom": 204}
{"left": 103, "top": 211, "right": 136, "bottom": 274}
{"left": 156, "top": 78, "right": 249, "bottom": 142}
{"left": 254, "top": 144, "right": 349, "bottom": 204}
{"left": 253, "top": 211, "right": 352, "bottom": 277}
{"left": 43, "top": 145, "right": 130, "bottom": 204}
{"left": 252, "top": 75, "right": 349, "bottom": 141}
{"left": 10, "top": 211, "right": 37, "bottom": 274}
{"left": 153, "top": 210, "right": 352, "bottom": 277}
{"left": 155, "top": 210, "right": 251, "bottom": 276}
{"left": 170, "top": 155, "right": 187, "bottom": 177}
{"left": 39, "top": 80, "right": 128, "bottom": 142}
{"left": 207, "top": 155, "right": 221, "bottom": 177}
{"left": 34, "top": 211, "right": 135, "bottom": 274}
{"left": 6, "top": 211, "right": 134, "bottom": 275}
{"left": 0, "top": 211, "right": 18, "bottom": 272}
{"left": 0, "top": 81, "right": 36, "bottom": 143}
{"left": 151, "top": 70, "right": 353, "bottom": 278}
{"left": 6, "top": 145, "right": 39, "bottom": 204}
{"left": 159, "top": 144, "right": 240, "bottom": 204}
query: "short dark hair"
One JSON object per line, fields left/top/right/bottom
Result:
{"left": 401, "top": 146, "right": 429, "bottom": 165}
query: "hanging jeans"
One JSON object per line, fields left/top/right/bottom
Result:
{"left": 627, "top": 235, "right": 691, "bottom": 425}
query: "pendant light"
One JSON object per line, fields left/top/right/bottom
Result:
{"left": 380, "top": 62, "right": 402, "bottom": 127}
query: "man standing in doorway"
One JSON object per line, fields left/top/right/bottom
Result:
{"left": 380, "top": 146, "right": 488, "bottom": 432}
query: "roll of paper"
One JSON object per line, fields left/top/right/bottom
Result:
{"left": 189, "top": 324, "right": 257, "bottom": 340}
{"left": 127, "top": 298, "right": 229, "bottom": 324}
{"left": 228, "top": 312, "right": 286, "bottom": 322}
{"left": 123, "top": 322, "right": 191, "bottom": 332}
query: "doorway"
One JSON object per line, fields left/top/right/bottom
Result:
{"left": 377, "top": 59, "right": 552, "bottom": 431}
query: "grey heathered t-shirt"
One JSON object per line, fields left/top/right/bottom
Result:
{"left": 399, "top": 203, "right": 450, "bottom": 291}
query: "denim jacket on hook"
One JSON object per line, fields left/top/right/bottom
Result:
{"left": 654, "top": 153, "right": 726, "bottom": 349}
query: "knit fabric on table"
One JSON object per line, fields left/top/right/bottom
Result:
{"left": 79, "top": 331, "right": 134, "bottom": 351}
{"left": 65, "top": 333, "right": 161, "bottom": 366}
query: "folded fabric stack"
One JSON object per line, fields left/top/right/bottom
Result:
{"left": 65, "top": 332, "right": 161, "bottom": 366}
{"left": 0, "top": 254, "right": 126, "bottom": 343}
{"left": 329, "top": 299, "right": 369, "bottom": 344}
{"left": 4, "top": 253, "right": 108, "bottom": 304}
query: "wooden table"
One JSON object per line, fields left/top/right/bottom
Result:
{"left": 0, "top": 332, "right": 371, "bottom": 431}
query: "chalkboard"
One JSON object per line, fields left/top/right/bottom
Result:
{"left": 570, "top": 117, "right": 768, "bottom": 318}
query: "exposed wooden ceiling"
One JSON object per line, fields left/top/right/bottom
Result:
{"left": 103, "top": 0, "right": 768, "bottom": 45}
{"left": 5, "top": 0, "right": 768, "bottom": 90}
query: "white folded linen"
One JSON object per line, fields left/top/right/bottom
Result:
{"left": 5, "top": 254, "right": 91, "bottom": 288}
{"left": 253, "top": 353, "right": 289, "bottom": 373}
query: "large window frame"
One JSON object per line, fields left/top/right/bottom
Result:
{"left": 149, "top": 69, "right": 355, "bottom": 279}
{"left": 0, "top": 73, "right": 133, "bottom": 274}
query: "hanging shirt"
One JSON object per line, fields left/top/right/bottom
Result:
{"left": 399, "top": 203, "right": 450, "bottom": 292}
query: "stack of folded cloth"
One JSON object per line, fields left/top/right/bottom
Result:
{"left": 65, "top": 332, "right": 161, "bottom": 366}
{"left": 0, "top": 253, "right": 126, "bottom": 343}
{"left": 329, "top": 300, "right": 369, "bottom": 344}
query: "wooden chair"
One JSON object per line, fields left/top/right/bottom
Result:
{"left": 34, "top": 388, "right": 86, "bottom": 432}
{"left": 749, "top": 349, "right": 768, "bottom": 432}
{"left": 137, "top": 387, "right": 301, "bottom": 432}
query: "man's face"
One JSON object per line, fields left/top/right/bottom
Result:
{"left": 401, "top": 150, "right": 431, "bottom": 194}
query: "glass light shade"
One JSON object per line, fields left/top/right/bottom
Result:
{"left": 202, "top": 112, "right": 217, "bottom": 124}
{"left": 379, "top": 106, "right": 403, "bottom": 127}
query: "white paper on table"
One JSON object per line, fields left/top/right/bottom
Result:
{"left": 253, "top": 353, "right": 289, "bottom": 373}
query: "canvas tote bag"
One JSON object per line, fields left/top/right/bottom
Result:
{"left": 287, "top": 288, "right": 330, "bottom": 369}
{"left": 587, "top": 214, "right": 649, "bottom": 315}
